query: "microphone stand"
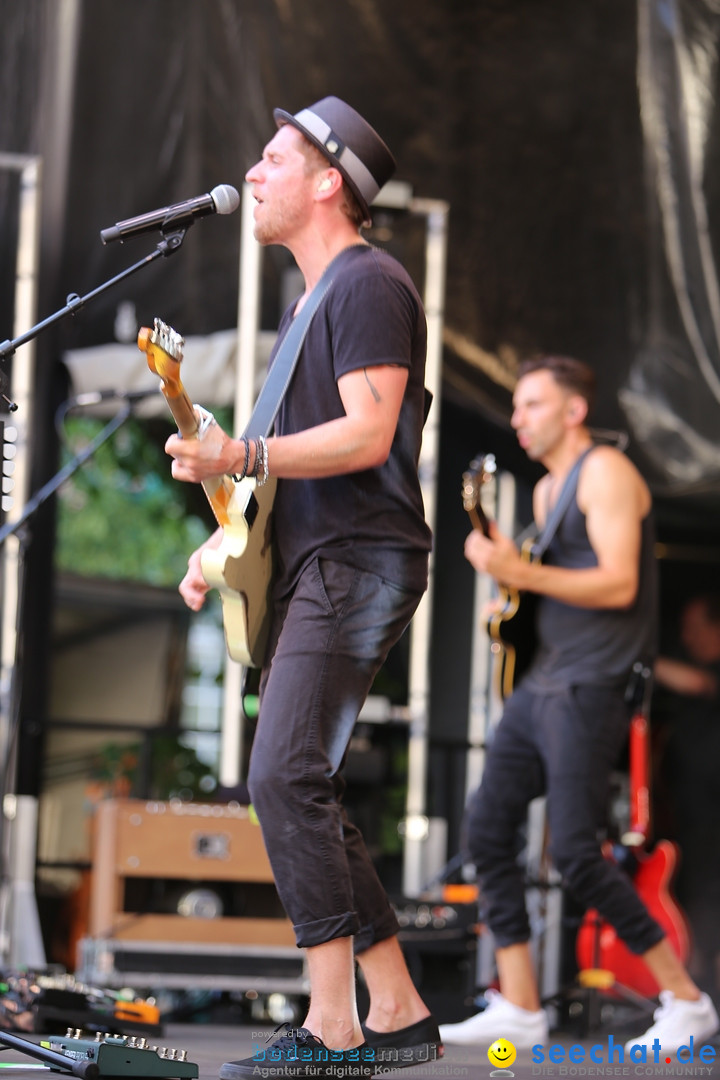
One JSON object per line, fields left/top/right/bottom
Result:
{"left": 0, "top": 228, "right": 186, "bottom": 976}
{"left": 0, "top": 394, "right": 154, "bottom": 982}
{"left": 0, "top": 228, "right": 188, "bottom": 398}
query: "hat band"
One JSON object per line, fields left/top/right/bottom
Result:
{"left": 293, "top": 107, "right": 380, "bottom": 206}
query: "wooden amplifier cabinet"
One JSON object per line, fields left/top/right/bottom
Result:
{"left": 88, "top": 798, "right": 295, "bottom": 947}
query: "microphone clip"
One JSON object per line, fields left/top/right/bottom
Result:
{"left": 156, "top": 229, "right": 188, "bottom": 257}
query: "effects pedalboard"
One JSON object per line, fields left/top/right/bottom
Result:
{"left": 46, "top": 1031, "right": 199, "bottom": 1079}
{"left": 0, "top": 1027, "right": 199, "bottom": 1079}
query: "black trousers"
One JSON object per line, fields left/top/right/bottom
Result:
{"left": 248, "top": 556, "right": 423, "bottom": 952}
{"left": 465, "top": 682, "right": 665, "bottom": 955}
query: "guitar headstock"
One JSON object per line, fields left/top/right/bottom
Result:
{"left": 138, "top": 317, "right": 185, "bottom": 396}
{"left": 461, "top": 453, "right": 497, "bottom": 536}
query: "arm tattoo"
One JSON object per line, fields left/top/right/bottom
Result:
{"left": 364, "top": 368, "right": 381, "bottom": 402}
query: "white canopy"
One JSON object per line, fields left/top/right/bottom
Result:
{"left": 62, "top": 328, "right": 275, "bottom": 417}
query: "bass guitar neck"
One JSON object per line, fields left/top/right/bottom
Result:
{"left": 138, "top": 323, "right": 236, "bottom": 528}
{"left": 138, "top": 318, "right": 275, "bottom": 669}
{"left": 622, "top": 660, "right": 653, "bottom": 847}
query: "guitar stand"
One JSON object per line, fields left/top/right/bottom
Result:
{"left": 572, "top": 963, "right": 657, "bottom": 1035}
{"left": 545, "top": 949, "right": 657, "bottom": 1040}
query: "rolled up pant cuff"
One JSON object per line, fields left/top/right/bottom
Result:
{"left": 293, "top": 911, "right": 359, "bottom": 949}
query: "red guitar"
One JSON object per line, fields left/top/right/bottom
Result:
{"left": 575, "top": 664, "right": 690, "bottom": 998}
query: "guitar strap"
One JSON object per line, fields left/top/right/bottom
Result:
{"left": 531, "top": 445, "right": 595, "bottom": 559}
{"left": 241, "top": 257, "right": 340, "bottom": 440}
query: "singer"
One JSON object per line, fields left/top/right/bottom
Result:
{"left": 100, "top": 183, "right": 239, "bottom": 243}
{"left": 163, "top": 96, "right": 440, "bottom": 1079}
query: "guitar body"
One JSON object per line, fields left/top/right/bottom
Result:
{"left": 200, "top": 475, "right": 276, "bottom": 668}
{"left": 138, "top": 318, "right": 275, "bottom": 668}
{"left": 575, "top": 840, "right": 691, "bottom": 998}
{"left": 462, "top": 454, "right": 538, "bottom": 699}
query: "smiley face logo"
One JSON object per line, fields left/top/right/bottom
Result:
{"left": 488, "top": 1038, "right": 517, "bottom": 1073}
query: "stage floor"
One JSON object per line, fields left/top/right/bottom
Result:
{"left": 1, "top": 1018, "right": 719, "bottom": 1080}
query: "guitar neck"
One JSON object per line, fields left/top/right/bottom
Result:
{"left": 624, "top": 710, "right": 650, "bottom": 845}
{"left": 161, "top": 380, "right": 202, "bottom": 441}
{"left": 461, "top": 455, "right": 495, "bottom": 537}
{"left": 160, "top": 381, "right": 236, "bottom": 529}
{"left": 469, "top": 504, "right": 490, "bottom": 536}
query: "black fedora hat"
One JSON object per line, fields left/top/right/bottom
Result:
{"left": 273, "top": 96, "right": 396, "bottom": 222}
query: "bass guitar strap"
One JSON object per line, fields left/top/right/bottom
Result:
{"left": 241, "top": 257, "right": 339, "bottom": 440}
{"left": 531, "top": 445, "right": 595, "bottom": 560}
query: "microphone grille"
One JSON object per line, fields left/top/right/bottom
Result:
{"left": 211, "top": 184, "right": 241, "bottom": 215}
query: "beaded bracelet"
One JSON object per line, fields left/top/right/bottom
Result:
{"left": 229, "top": 435, "right": 250, "bottom": 482}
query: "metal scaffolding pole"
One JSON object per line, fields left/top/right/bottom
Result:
{"left": 0, "top": 152, "right": 46, "bottom": 968}
{"left": 401, "top": 197, "right": 449, "bottom": 897}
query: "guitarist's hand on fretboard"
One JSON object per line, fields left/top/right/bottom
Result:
{"left": 464, "top": 518, "right": 521, "bottom": 587}
{"left": 166, "top": 415, "right": 240, "bottom": 485}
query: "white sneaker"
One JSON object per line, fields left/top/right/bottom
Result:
{"left": 438, "top": 989, "right": 549, "bottom": 1049}
{"left": 624, "top": 991, "right": 719, "bottom": 1055}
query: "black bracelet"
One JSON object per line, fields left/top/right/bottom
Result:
{"left": 229, "top": 435, "right": 250, "bottom": 482}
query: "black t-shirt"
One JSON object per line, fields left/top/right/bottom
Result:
{"left": 268, "top": 244, "right": 432, "bottom": 597}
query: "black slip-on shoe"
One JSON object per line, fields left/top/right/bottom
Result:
{"left": 361, "top": 1014, "right": 444, "bottom": 1068}
{"left": 219, "top": 1026, "right": 376, "bottom": 1079}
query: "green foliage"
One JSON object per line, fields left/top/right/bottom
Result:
{"left": 55, "top": 414, "right": 211, "bottom": 585}
{"left": 146, "top": 733, "right": 218, "bottom": 801}
{"left": 90, "top": 735, "right": 217, "bottom": 801}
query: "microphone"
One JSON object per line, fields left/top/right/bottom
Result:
{"left": 100, "top": 184, "right": 240, "bottom": 244}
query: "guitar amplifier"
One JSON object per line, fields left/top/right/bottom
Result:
{"left": 379, "top": 897, "right": 479, "bottom": 1023}
{"left": 88, "top": 798, "right": 295, "bottom": 947}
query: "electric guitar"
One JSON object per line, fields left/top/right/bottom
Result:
{"left": 138, "top": 318, "right": 276, "bottom": 668}
{"left": 575, "top": 665, "right": 690, "bottom": 998}
{"left": 461, "top": 453, "right": 538, "bottom": 699}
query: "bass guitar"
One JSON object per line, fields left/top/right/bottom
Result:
{"left": 138, "top": 318, "right": 275, "bottom": 668}
{"left": 575, "top": 663, "right": 690, "bottom": 998}
{"left": 461, "top": 453, "right": 537, "bottom": 699}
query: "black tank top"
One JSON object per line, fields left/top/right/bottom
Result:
{"left": 522, "top": 466, "right": 658, "bottom": 693}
